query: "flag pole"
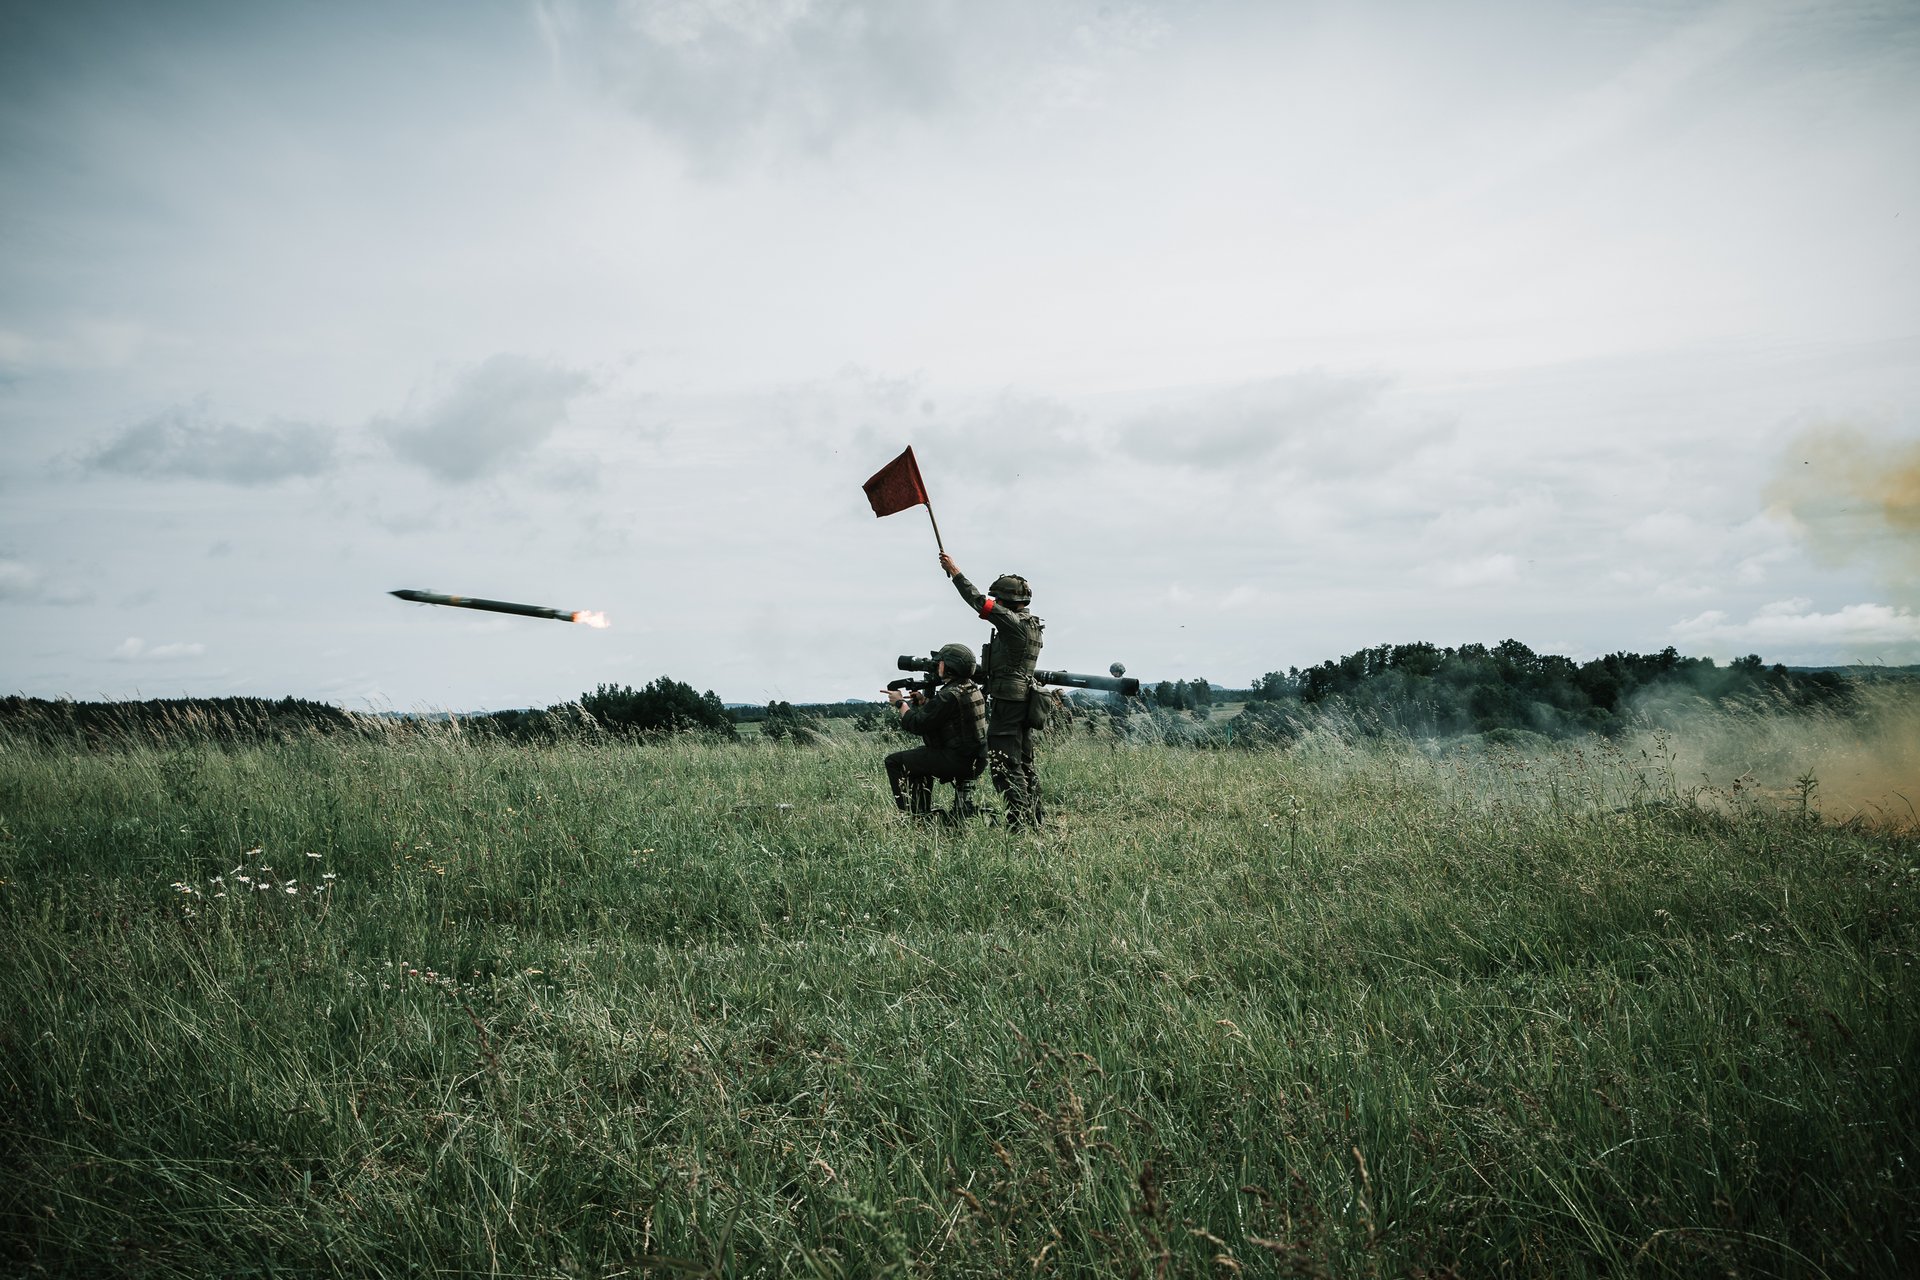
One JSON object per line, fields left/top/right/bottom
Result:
{"left": 925, "top": 502, "right": 946, "bottom": 554}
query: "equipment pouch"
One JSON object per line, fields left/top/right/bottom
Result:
{"left": 1024, "top": 680, "right": 1056, "bottom": 731}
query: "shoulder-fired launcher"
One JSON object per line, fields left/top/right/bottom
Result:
{"left": 1033, "top": 665, "right": 1141, "bottom": 697}
{"left": 894, "top": 655, "right": 1141, "bottom": 697}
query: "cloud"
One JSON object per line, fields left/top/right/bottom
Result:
{"left": 377, "top": 354, "right": 592, "bottom": 483}
{"left": 745, "top": 367, "right": 1090, "bottom": 481}
{"left": 919, "top": 389, "right": 1091, "bottom": 480}
{"left": 1734, "top": 544, "right": 1794, "bottom": 586}
{"left": 1766, "top": 424, "right": 1920, "bottom": 605}
{"left": 1219, "top": 584, "right": 1264, "bottom": 611}
{"left": 0, "top": 558, "right": 39, "bottom": 600}
{"left": 87, "top": 399, "right": 335, "bottom": 484}
{"left": 0, "top": 320, "right": 149, "bottom": 374}
{"left": 111, "top": 637, "right": 207, "bottom": 661}
{"left": 1671, "top": 598, "right": 1920, "bottom": 664}
{"left": 1622, "top": 511, "right": 1701, "bottom": 548}
{"left": 1434, "top": 553, "right": 1520, "bottom": 589}
{"left": 0, "top": 556, "right": 92, "bottom": 606}
{"left": 1112, "top": 371, "right": 1398, "bottom": 473}
{"left": 537, "top": 0, "right": 1165, "bottom": 166}
{"left": 1424, "top": 486, "right": 1558, "bottom": 544}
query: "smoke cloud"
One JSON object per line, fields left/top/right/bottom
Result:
{"left": 1766, "top": 425, "right": 1920, "bottom": 605}
{"left": 1640, "top": 684, "right": 1920, "bottom": 834}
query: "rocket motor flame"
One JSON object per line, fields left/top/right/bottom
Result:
{"left": 571, "top": 610, "right": 610, "bottom": 629}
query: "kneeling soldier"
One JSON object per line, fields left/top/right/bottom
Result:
{"left": 885, "top": 643, "right": 988, "bottom": 821}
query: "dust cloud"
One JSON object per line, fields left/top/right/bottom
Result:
{"left": 1641, "top": 682, "right": 1920, "bottom": 833}
{"left": 1767, "top": 425, "right": 1920, "bottom": 605}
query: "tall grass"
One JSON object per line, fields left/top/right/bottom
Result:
{"left": 0, "top": 706, "right": 1914, "bottom": 1277}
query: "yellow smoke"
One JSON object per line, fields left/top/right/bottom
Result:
{"left": 1767, "top": 425, "right": 1920, "bottom": 605}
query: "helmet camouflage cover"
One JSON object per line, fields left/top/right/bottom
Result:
{"left": 935, "top": 642, "right": 977, "bottom": 675}
{"left": 988, "top": 573, "right": 1032, "bottom": 605}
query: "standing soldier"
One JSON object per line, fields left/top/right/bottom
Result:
{"left": 939, "top": 552, "right": 1045, "bottom": 830}
{"left": 885, "top": 643, "right": 987, "bottom": 821}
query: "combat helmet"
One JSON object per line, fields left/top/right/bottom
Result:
{"left": 935, "top": 642, "right": 977, "bottom": 676}
{"left": 988, "top": 573, "right": 1032, "bottom": 606}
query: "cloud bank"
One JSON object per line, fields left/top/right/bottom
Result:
{"left": 1672, "top": 598, "right": 1920, "bottom": 664}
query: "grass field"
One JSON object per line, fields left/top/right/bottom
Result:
{"left": 1, "top": 708, "right": 1915, "bottom": 1277}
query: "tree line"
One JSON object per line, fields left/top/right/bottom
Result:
{"left": 2, "top": 642, "right": 1879, "bottom": 750}
{"left": 1227, "top": 640, "right": 1851, "bottom": 744}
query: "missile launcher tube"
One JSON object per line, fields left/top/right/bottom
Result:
{"left": 1034, "top": 669, "right": 1141, "bottom": 697}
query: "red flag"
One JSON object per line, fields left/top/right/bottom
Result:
{"left": 862, "top": 446, "right": 929, "bottom": 518}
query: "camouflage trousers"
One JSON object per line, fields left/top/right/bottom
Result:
{"left": 885, "top": 746, "right": 979, "bottom": 816}
{"left": 986, "top": 704, "right": 1042, "bottom": 829}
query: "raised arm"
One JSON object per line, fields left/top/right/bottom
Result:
{"left": 940, "top": 554, "right": 1020, "bottom": 634}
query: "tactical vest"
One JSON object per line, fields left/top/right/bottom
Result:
{"left": 979, "top": 612, "right": 1045, "bottom": 702}
{"left": 913, "top": 680, "right": 986, "bottom": 761}
{"left": 952, "top": 680, "right": 987, "bottom": 761}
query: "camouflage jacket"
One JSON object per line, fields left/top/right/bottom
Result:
{"left": 899, "top": 678, "right": 987, "bottom": 761}
{"left": 951, "top": 572, "right": 1045, "bottom": 701}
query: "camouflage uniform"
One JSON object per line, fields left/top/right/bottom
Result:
{"left": 950, "top": 571, "right": 1045, "bottom": 829}
{"left": 886, "top": 653, "right": 988, "bottom": 818}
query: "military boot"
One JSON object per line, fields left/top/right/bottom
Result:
{"left": 946, "top": 781, "right": 984, "bottom": 824}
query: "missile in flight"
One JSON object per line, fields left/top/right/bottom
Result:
{"left": 389, "top": 588, "right": 608, "bottom": 628}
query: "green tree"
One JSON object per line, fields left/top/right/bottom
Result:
{"left": 578, "top": 678, "right": 736, "bottom": 738}
{"left": 1250, "top": 671, "right": 1292, "bottom": 701}
{"left": 761, "top": 700, "right": 820, "bottom": 744}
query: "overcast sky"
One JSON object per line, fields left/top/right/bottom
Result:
{"left": 3, "top": 0, "right": 1918, "bottom": 709}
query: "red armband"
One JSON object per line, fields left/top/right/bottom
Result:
{"left": 980, "top": 597, "right": 996, "bottom": 615}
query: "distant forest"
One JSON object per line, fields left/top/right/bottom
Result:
{"left": 1219, "top": 640, "right": 1855, "bottom": 746}
{"left": 0, "top": 642, "right": 1893, "bottom": 749}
